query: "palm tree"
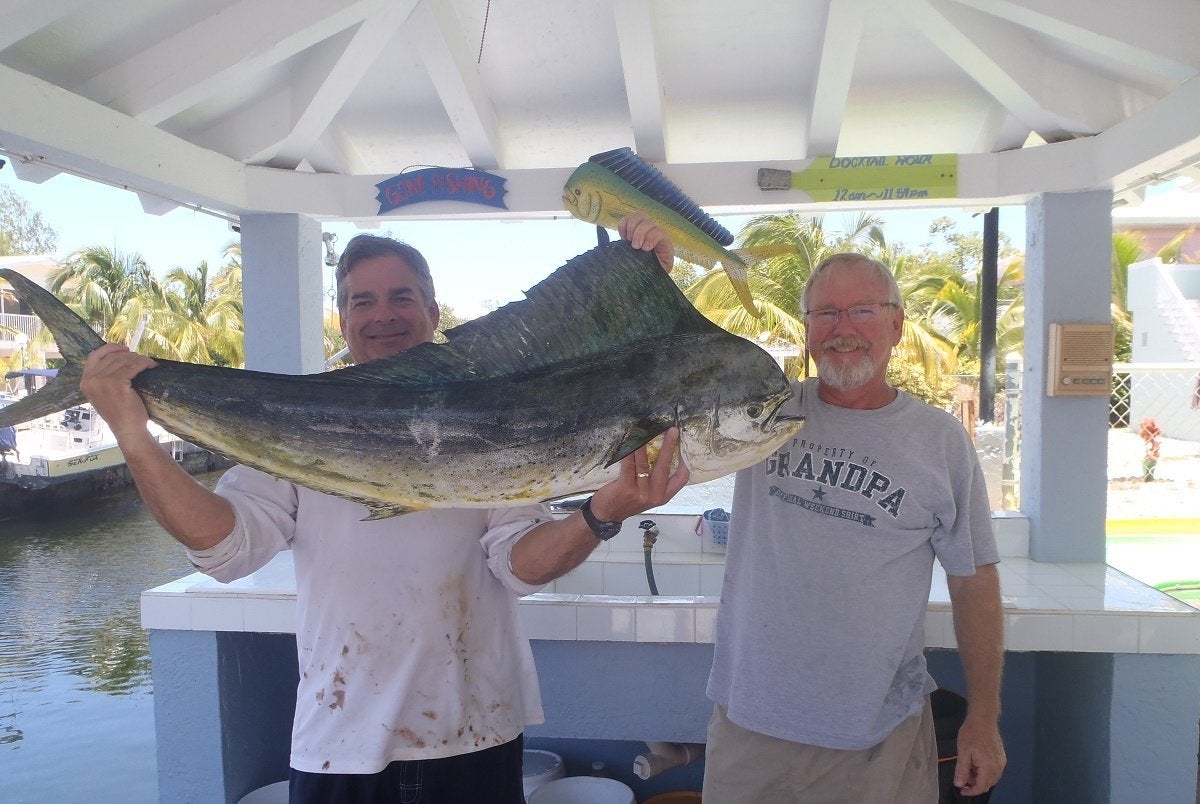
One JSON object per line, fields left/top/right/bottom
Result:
{"left": 49, "top": 246, "right": 169, "bottom": 348}
{"left": 158, "top": 260, "right": 245, "bottom": 366}
{"left": 684, "top": 214, "right": 884, "bottom": 368}
{"left": 882, "top": 251, "right": 962, "bottom": 385}
{"left": 686, "top": 213, "right": 959, "bottom": 387}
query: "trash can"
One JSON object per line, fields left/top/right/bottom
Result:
{"left": 527, "top": 776, "right": 636, "bottom": 804}
{"left": 932, "top": 688, "right": 992, "bottom": 803}
{"left": 523, "top": 749, "right": 566, "bottom": 799}
{"left": 237, "top": 780, "right": 288, "bottom": 804}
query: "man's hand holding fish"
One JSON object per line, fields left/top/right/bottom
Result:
{"left": 0, "top": 214, "right": 714, "bottom": 804}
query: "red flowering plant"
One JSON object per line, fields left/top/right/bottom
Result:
{"left": 1138, "top": 417, "right": 1162, "bottom": 482}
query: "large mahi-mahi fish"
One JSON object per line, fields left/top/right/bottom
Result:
{"left": 0, "top": 243, "right": 804, "bottom": 518}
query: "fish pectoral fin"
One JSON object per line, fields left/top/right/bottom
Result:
{"left": 604, "top": 419, "right": 673, "bottom": 468}
{"left": 359, "top": 501, "right": 422, "bottom": 520}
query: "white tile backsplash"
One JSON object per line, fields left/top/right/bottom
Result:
{"left": 142, "top": 512, "right": 1200, "bottom": 655}
{"left": 578, "top": 605, "right": 636, "bottom": 641}
{"left": 636, "top": 604, "right": 695, "bottom": 642}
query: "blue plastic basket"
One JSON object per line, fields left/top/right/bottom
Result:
{"left": 702, "top": 508, "right": 730, "bottom": 547}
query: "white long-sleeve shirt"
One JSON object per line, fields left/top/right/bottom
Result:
{"left": 188, "top": 465, "right": 551, "bottom": 773}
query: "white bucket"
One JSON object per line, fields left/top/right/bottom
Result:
{"left": 237, "top": 780, "right": 288, "bottom": 804}
{"left": 527, "top": 776, "right": 636, "bottom": 804}
{"left": 523, "top": 749, "right": 566, "bottom": 798}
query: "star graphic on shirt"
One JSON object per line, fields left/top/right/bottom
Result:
{"left": 811, "top": 487, "right": 826, "bottom": 501}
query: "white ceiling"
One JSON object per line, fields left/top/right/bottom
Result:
{"left": 1, "top": 0, "right": 1199, "bottom": 224}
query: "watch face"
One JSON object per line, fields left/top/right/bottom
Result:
{"left": 583, "top": 498, "right": 622, "bottom": 540}
{"left": 597, "top": 521, "right": 621, "bottom": 539}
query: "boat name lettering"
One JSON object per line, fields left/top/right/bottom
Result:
{"left": 66, "top": 454, "right": 100, "bottom": 468}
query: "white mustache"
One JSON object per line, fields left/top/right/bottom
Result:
{"left": 822, "top": 336, "right": 871, "bottom": 353}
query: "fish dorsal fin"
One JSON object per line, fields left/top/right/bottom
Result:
{"left": 321, "top": 241, "right": 721, "bottom": 385}
{"left": 440, "top": 241, "right": 720, "bottom": 379}
{"left": 318, "top": 341, "right": 477, "bottom": 385}
{"left": 588, "top": 148, "right": 734, "bottom": 246}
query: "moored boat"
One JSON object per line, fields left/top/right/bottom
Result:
{"left": 0, "top": 396, "right": 230, "bottom": 520}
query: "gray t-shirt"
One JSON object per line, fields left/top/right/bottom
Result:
{"left": 707, "top": 378, "right": 999, "bottom": 749}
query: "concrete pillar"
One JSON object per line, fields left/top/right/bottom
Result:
{"left": 1109, "top": 654, "right": 1200, "bottom": 804}
{"left": 1021, "top": 191, "right": 1112, "bottom": 562}
{"left": 150, "top": 630, "right": 225, "bottom": 803}
{"left": 239, "top": 213, "right": 325, "bottom": 374}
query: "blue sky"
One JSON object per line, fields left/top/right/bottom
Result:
{"left": 1, "top": 167, "right": 1027, "bottom": 319}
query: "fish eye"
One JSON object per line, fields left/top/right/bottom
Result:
{"left": 747, "top": 404, "right": 763, "bottom": 419}
{"left": 574, "top": 188, "right": 581, "bottom": 196}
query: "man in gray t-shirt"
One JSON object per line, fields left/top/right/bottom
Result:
{"left": 703, "top": 253, "right": 1006, "bottom": 803}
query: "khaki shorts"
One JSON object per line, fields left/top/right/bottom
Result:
{"left": 702, "top": 699, "right": 938, "bottom": 804}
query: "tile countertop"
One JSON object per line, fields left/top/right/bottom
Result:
{"left": 140, "top": 512, "right": 1200, "bottom": 655}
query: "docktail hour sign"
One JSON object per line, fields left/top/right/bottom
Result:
{"left": 757, "top": 153, "right": 958, "bottom": 202}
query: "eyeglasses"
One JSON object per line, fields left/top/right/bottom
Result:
{"left": 803, "top": 302, "right": 898, "bottom": 328}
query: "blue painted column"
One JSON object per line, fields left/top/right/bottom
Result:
{"left": 239, "top": 213, "right": 325, "bottom": 374}
{"left": 1021, "top": 190, "right": 1112, "bottom": 562}
{"left": 151, "top": 630, "right": 226, "bottom": 803}
{"left": 151, "top": 630, "right": 297, "bottom": 803}
{"left": 1109, "top": 653, "right": 1200, "bottom": 803}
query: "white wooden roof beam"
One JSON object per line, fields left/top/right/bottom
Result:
{"left": 806, "top": 0, "right": 868, "bottom": 157}
{"left": 75, "top": 0, "right": 375, "bottom": 125}
{"left": 0, "top": 64, "right": 247, "bottom": 212}
{"left": 0, "top": 0, "right": 90, "bottom": 51}
{"left": 613, "top": 0, "right": 666, "bottom": 163}
{"left": 950, "top": 0, "right": 1200, "bottom": 81}
{"left": 188, "top": 89, "right": 297, "bottom": 166}
{"left": 1097, "top": 77, "right": 1200, "bottom": 193}
{"left": 258, "top": 1, "right": 417, "bottom": 169}
{"left": 405, "top": 0, "right": 503, "bottom": 170}
{"left": 896, "top": 0, "right": 1131, "bottom": 140}
{"left": 3, "top": 153, "right": 61, "bottom": 183}
{"left": 301, "top": 131, "right": 359, "bottom": 176}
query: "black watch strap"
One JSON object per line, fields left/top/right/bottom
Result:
{"left": 581, "top": 496, "right": 622, "bottom": 540}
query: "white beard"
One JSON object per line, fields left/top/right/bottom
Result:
{"left": 816, "top": 338, "right": 879, "bottom": 391}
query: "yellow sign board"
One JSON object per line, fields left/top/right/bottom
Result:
{"left": 758, "top": 154, "right": 958, "bottom": 202}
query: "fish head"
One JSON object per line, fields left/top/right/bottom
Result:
{"left": 674, "top": 348, "right": 804, "bottom": 483}
{"left": 561, "top": 164, "right": 608, "bottom": 225}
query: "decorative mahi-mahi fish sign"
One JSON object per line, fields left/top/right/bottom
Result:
{"left": 375, "top": 167, "right": 508, "bottom": 213}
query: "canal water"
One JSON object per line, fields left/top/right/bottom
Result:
{"left": 0, "top": 466, "right": 1194, "bottom": 803}
{"left": 0, "top": 475, "right": 219, "bottom": 804}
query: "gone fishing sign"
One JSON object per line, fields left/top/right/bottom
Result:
{"left": 375, "top": 166, "right": 508, "bottom": 213}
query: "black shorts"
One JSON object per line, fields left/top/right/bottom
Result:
{"left": 288, "top": 734, "right": 524, "bottom": 804}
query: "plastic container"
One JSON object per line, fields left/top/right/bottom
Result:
{"left": 700, "top": 508, "right": 730, "bottom": 548}
{"left": 527, "top": 775, "right": 636, "bottom": 804}
{"left": 523, "top": 749, "right": 566, "bottom": 798}
{"left": 237, "top": 781, "right": 288, "bottom": 804}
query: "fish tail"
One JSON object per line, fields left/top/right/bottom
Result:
{"left": 724, "top": 250, "right": 762, "bottom": 318}
{"left": 0, "top": 269, "right": 103, "bottom": 427}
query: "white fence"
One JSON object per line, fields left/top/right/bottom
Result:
{"left": 957, "top": 361, "right": 1200, "bottom": 511}
{"left": 1111, "top": 363, "right": 1200, "bottom": 441}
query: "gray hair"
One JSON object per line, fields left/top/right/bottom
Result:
{"left": 335, "top": 234, "right": 436, "bottom": 313}
{"left": 800, "top": 253, "right": 902, "bottom": 311}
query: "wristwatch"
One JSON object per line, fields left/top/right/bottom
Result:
{"left": 580, "top": 497, "right": 622, "bottom": 541}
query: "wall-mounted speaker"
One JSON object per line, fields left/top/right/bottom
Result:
{"left": 1046, "top": 323, "right": 1114, "bottom": 397}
